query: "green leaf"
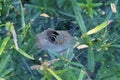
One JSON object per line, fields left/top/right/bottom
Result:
{"left": 111, "top": 45, "right": 120, "bottom": 48}
{"left": 55, "top": 69, "right": 67, "bottom": 75}
{"left": 56, "top": 0, "right": 65, "bottom": 8}
{"left": 21, "top": 23, "right": 31, "bottom": 42}
{"left": 67, "top": 68, "right": 77, "bottom": 80}
{"left": 58, "top": 11, "right": 75, "bottom": 18}
{"left": 0, "top": 68, "right": 13, "bottom": 77}
{"left": 87, "top": 20, "right": 112, "bottom": 35}
{"left": 78, "top": 70, "right": 85, "bottom": 80}
{"left": 71, "top": 0, "right": 87, "bottom": 34}
{"left": 92, "top": 3, "right": 103, "bottom": 7}
{"left": 86, "top": 0, "right": 92, "bottom": 3}
{"left": 96, "top": 64, "right": 118, "bottom": 80}
{"left": 47, "top": 68, "right": 62, "bottom": 80}
{"left": 87, "top": 47, "right": 95, "bottom": 72}
{"left": 88, "top": 7, "right": 93, "bottom": 18}
{"left": 0, "top": 55, "right": 11, "bottom": 73}
{"left": 0, "top": 36, "right": 11, "bottom": 55}
{"left": 78, "top": 3, "right": 85, "bottom": 7}
{"left": 0, "top": 2, "right": 2, "bottom": 10}
{"left": 69, "top": 61, "right": 83, "bottom": 68}
{"left": 13, "top": 46, "right": 35, "bottom": 60}
{"left": 0, "top": 24, "right": 6, "bottom": 27}
{"left": 19, "top": 0, "right": 25, "bottom": 31}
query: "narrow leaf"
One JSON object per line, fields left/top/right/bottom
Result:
{"left": 87, "top": 47, "right": 95, "bottom": 72}
{"left": 78, "top": 70, "right": 85, "bottom": 80}
{"left": 0, "top": 68, "right": 13, "bottom": 77}
{"left": 0, "top": 24, "right": 6, "bottom": 27}
{"left": 69, "top": 61, "right": 83, "bottom": 68}
{"left": 13, "top": 46, "right": 34, "bottom": 60}
{"left": 0, "top": 36, "right": 11, "bottom": 55}
{"left": 0, "top": 55, "right": 11, "bottom": 73}
{"left": 19, "top": 0, "right": 25, "bottom": 31}
{"left": 71, "top": 0, "right": 87, "bottom": 34}
{"left": 92, "top": 3, "right": 103, "bottom": 7}
{"left": 47, "top": 68, "right": 62, "bottom": 80}
{"left": 55, "top": 69, "right": 67, "bottom": 75}
{"left": 87, "top": 20, "right": 112, "bottom": 35}
{"left": 111, "top": 45, "right": 120, "bottom": 48}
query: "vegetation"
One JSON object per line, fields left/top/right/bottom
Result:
{"left": 0, "top": 0, "right": 120, "bottom": 80}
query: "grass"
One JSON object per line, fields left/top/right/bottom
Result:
{"left": 0, "top": 0, "right": 120, "bottom": 80}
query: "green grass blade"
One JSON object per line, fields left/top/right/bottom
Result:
{"left": 87, "top": 47, "right": 94, "bottom": 72}
{"left": 21, "top": 23, "right": 30, "bottom": 42}
{"left": 92, "top": 3, "right": 103, "bottom": 7}
{"left": 47, "top": 68, "right": 62, "bottom": 80}
{"left": 0, "top": 68, "right": 13, "bottom": 77}
{"left": 111, "top": 45, "right": 120, "bottom": 48}
{"left": 71, "top": 0, "right": 87, "bottom": 34}
{"left": 58, "top": 11, "right": 75, "bottom": 18}
{"left": 86, "top": 20, "right": 112, "bottom": 35}
{"left": 54, "top": 69, "right": 67, "bottom": 75}
{"left": 0, "top": 24, "right": 6, "bottom": 27}
{"left": 78, "top": 70, "right": 85, "bottom": 80}
{"left": 13, "top": 46, "right": 34, "bottom": 60}
{"left": 69, "top": 61, "right": 83, "bottom": 68}
{"left": 0, "top": 36, "right": 11, "bottom": 55}
{"left": 0, "top": 55, "right": 11, "bottom": 73}
{"left": 19, "top": 0, "right": 25, "bottom": 31}
{"left": 0, "top": 2, "right": 1, "bottom": 17}
{"left": 67, "top": 68, "right": 77, "bottom": 80}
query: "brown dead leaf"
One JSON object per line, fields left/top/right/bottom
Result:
{"left": 40, "top": 13, "right": 50, "bottom": 18}
{"left": 111, "top": 3, "right": 117, "bottom": 13}
{"left": 31, "top": 58, "right": 60, "bottom": 71}
{"left": 77, "top": 44, "right": 88, "bottom": 50}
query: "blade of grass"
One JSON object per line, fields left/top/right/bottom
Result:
{"left": 19, "top": 0, "right": 25, "bottom": 31}
{"left": 47, "top": 68, "right": 62, "bottom": 80}
{"left": 69, "top": 61, "right": 83, "bottom": 68}
{"left": 71, "top": 0, "right": 87, "bottom": 34}
{"left": 54, "top": 69, "right": 67, "bottom": 75}
{"left": 22, "top": 58, "right": 35, "bottom": 77}
{"left": 13, "top": 45, "right": 34, "bottom": 60}
{"left": 87, "top": 47, "right": 94, "bottom": 72}
{"left": 21, "top": 23, "right": 30, "bottom": 42}
{"left": 0, "top": 2, "right": 2, "bottom": 16}
{"left": 0, "top": 24, "right": 6, "bottom": 27}
{"left": 110, "top": 45, "right": 120, "bottom": 48}
{"left": 69, "top": 61, "right": 91, "bottom": 80}
{"left": 86, "top": 20, "right": 112, "bottom": 35}
{"left": 0, "top": 55, "right": 11, "bottom": 73}
{"left": 0, "top": 22, "right": 15, "bottom": 55}
{"left": 67, "top": 68, "right": 77, "bottom": 80}
{"left": 0, "top": 68, "right": 13, "bottom": 77}
{"left": 0, "top": 36, "right": 11, "bottom": 55}
{"left": 58, "top": 11, "right": 75, "bottom": 18}
{"left": 78, "top": 70, "right": 85, "bottom": 80}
